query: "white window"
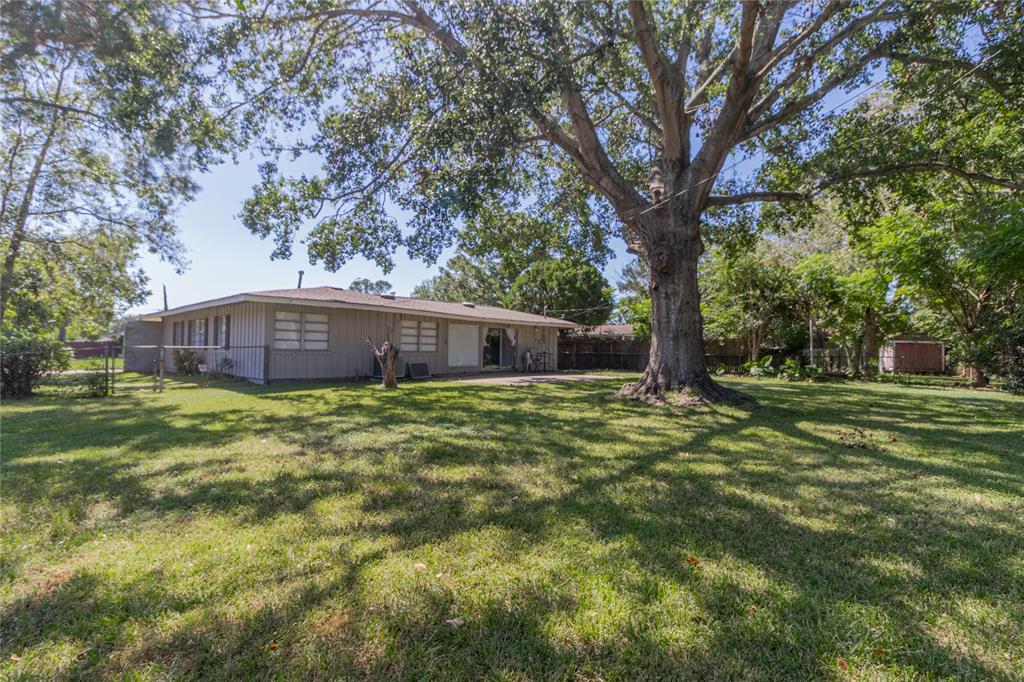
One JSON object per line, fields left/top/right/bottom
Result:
{"left": 193, "top": 318, "right": 207, "bottom": 346}
{"left": 214, "top": 315, "right": 231, "bottom": 349}
{"left": 303, "top": 313, "right": 329, "bottom": 350}
{"left": 419, "top": 321, "right": 437, "bottom": 352}
{"left": 274, "top": 310, "right": 329, "bottom": 350}
{"left": 400, "top": 319, "right": 439, "bottom": 352}
{"left": 274, "top": 311, "right": 302, "bottom": 350}
{"left": 400, "top": 320, "right": 420, "bottom": 351}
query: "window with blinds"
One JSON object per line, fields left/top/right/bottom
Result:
{"left": 274, "top": 311, "right": 329, "bottom": 350}
{"left": 400, "top": 320, "right": 419, "bottom": 351}
{"left": 274, "top": 311, "right": 302, "bottom": 349}
{"left": 302, "top": 313, "right": 329, "bottom": 350}
{"left": 193, "top": 318, "right": 207, "bottom": 346}
{"left": 419, "top": 321, "right": 437, "bottom": 352}
{"left": 400, "top": 319, "right": 438, "bottom": 352}
{"left": 213, "top": 315, "right": 231, "bottom": 349}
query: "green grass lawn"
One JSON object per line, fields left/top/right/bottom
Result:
{"left": 2, "top": 375, "right": 1022, "bottom": 680}
{"left": 65, "top": 357, "right": 121, "bottom": 371}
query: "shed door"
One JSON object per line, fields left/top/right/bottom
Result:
{"left": 448, "top": 323, "right": 479, "bottom": 367}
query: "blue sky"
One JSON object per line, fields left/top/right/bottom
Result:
{"left": 129, "top": 155, "right": 636, "bottom": 314}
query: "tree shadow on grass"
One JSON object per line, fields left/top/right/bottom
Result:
{"left": 1, "top": 378, "right": 1022, "bottom": 679}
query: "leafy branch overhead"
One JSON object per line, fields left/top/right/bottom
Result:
{"left": 226, "top": 1, "right": 1018, "bottom": 271}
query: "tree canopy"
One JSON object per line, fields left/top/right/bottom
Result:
{"left": 349, "top": 277, "right": 394, "bottom": 295}
{"left": 506, "top": 259, "right": 612, "bottom": 327}
{"left": 1, "top": 1, "right": 229, "bottom": 334}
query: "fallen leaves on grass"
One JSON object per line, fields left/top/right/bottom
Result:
{"left": 413, "top": 562, "right": 427, "bottom": 572}
{"left": 445, "top": 617, "right": 464, "bottom": 628}
{"left": 685, "top": 555, "right": 702, "bottom": 567}
{"left": 837, "top": 656, "right": 848, "bottom": 671}
{"left": 268, "top": 641, "right": 279, "bottom": 650}
{"left": 835, "top": 427, "right": 885, "bottom": 450}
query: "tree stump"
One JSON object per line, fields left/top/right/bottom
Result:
{"left": 367, "top": 337, "right": 399, "bottom": 389}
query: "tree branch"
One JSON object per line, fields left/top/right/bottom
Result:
{"left": 740, "top": 42, "right": 889, "bottom": 142}
{"left": 628, "top": 1, "right": 686, "bottom": 161}
{"left": 820, "top": 162, "right": 1022, "bottom": 192}
{"left": 707, "top": 190, "right": 808, "bottom": 206}
{"left": 747, "top": 4, "right": 902, "bottom": 124}
{"left": 0, "top": 96, "right": 101, "bottom": 120}
{"left": 885, "top": 50, "right": 1009, "bottom": 94}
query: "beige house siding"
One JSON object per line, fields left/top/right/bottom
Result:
{"left": 131, "top": 300, "right": 560, "bottom": 384}
{"left": 263, "top": 303, "right": 558, "bottom": 382}
{"left": 160, "top": 301, "right": 268, "bottom": 380}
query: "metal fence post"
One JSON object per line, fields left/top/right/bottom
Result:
{"left": 158, "top": 345, "right": 165, "bottom": 392}
{"left": 263, "top": 344, "right": 270, "bottom": 385}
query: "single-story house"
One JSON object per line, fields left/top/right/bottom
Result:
{"left": 878, "top": 334, "right": 946, "bottom": 373}
{"left": 123, "top": 286, "right": 573, "bottom": 383}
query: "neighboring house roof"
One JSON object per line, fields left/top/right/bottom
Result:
{"left": 572, "top": 324, "right": 636, "bottom": 337}
{"left": 137, "top": 286, "right": 575, "bottom": 328}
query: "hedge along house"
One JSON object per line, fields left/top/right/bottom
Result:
{"left": 123, "top": 286, "right": 573, "bottom": 383}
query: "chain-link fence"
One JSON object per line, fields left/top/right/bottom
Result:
{"left": 125, "top": 345, "right": 268, "bottom": 389}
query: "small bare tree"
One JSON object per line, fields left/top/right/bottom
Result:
{"left": 366, "top": 337, "right": 399, "bottom": 389}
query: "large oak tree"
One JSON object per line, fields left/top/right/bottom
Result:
{"left": 225, "top": 0, "right": 1019, "bottom": 402}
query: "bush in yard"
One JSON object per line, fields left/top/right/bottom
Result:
{"left": 213, "top": 357, "right": 235, "bottom": 376}
{"left": 743, "top": 355, "right": 775, "bottom": 377}
{"left": 173, "top": 349, "right": 201, "bottom": 376}
{"left": 1, "top": 334, "right": 70, "bottom": 398}
{"left": 52, "top": 370, "right": 109, "bottom": 398}
{"left": 779, "top": 358, "right": 807, "bottom": 381}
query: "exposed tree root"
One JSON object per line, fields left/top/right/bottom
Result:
{"left": 616, "top": 371, "right": 751, "bottom": 407}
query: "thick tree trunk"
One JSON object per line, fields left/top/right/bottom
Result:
{"left": 966, "top": 363, "right": 988, "bottom": 388}
{"left": 618, "top": 234, "right": 743, "bottom": 405}
{"left": 749, "top": 328, "right": 763, "bottom": 362}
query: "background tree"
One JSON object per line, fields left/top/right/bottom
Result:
{"left": 794, "top": 252, "right": 899, "bottom": 373}
{"left": 223, "top": 0, "right": 1020, "bottom": 403}
{"left": 413, "top": 207, "right": 609, "bottom": 305}
{"left": 349, "top": 277, "right": 393, "bottom": 295}
{"left": 1, "top": 1, "right": 228, "bottom": 332}
{"left": 856, "top": 199, "right": 1023, "bottom": 386}
{"left": 506, "top": 259, "right": 612, "bottom": 327}
{"left": 701, "top": 245, "right": 800, "bottom": 362}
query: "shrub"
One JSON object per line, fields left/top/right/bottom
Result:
{"left": 742, "top": 355, "right": 775, "bottom": 377}
{"left": 51, "top": 370, "right": 109, "bottom": 398}
{"left": 779, "top": 357, "right": 805, "bottom": 381}
{"left": 172, "top": 349, "right": 202, "bottom": 375}
{"left": 213, "top": 357, "right": 235, "bottom": 376}
{"left": 1, "top": 335, "right": 70, "bottom": 398}
{"left": 1004, "top": 376, "right": 1024, "bottom": 395}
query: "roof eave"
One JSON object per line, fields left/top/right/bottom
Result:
{"left": 245, "top": 294, "right": 575, "bottom": 327}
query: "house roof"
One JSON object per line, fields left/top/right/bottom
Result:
{"left": 136, "top": 286, "right": 575, "bottom": 328}
{"left": 571, "top": 324, "right": 636, "bottom": 337}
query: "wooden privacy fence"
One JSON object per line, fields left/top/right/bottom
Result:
{"left": 557, "top": 336, "right": 750, "bottom": 372}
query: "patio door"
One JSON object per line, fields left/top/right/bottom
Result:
{"left": 484, "top": 327, "right": 516, "bottom": 369}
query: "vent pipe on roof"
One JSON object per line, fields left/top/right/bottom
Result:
{"left": 462, "top": 301, "right": 475, "bottom": 308}
{"left": 162, "top": 284, "right": 168, "bottom": 311}
{"left": 297, "top": 270, "right": 305, "bottom": 288}
{"left": 380, "top": 293, "right": 396, "bottom": 300}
